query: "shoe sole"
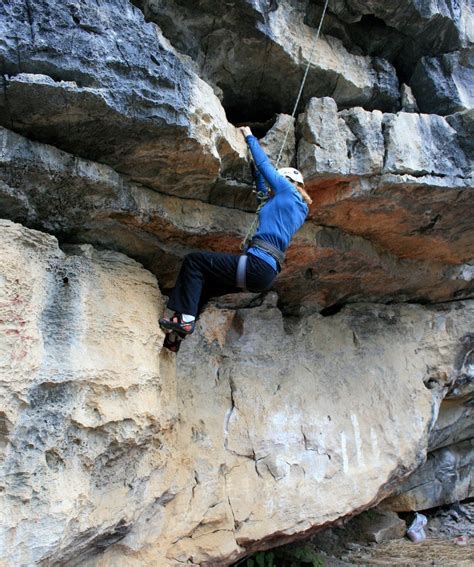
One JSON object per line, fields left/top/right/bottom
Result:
{"left": 159, "top": 319, "right": 193, "bottom": 336}
{"left": 163, "top": 332, "right": 183, "bottom": 352}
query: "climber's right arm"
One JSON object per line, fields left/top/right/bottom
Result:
{"left": 239, "top": 128, "right": 292, "bottom": 195}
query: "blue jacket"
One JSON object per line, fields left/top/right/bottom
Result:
{"left": 245, "top": 135, "right": 309, "bottom": 271}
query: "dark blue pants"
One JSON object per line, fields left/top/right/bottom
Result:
{"left": 167, "top": 252, "right": 277, "bottom": 317}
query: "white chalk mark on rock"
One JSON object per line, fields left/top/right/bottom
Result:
{"left": 351, "top": 414, "right": 365, "bottom": 468}
{"left": 340, "top": 431, "right": 348, "bottom": 474}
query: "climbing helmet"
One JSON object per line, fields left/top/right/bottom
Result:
{"left": 278, "top": 167, "right": 304, "bottom": 185}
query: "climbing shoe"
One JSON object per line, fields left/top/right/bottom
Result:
{"left": 159, "top": 313, "right": 195, "bottom": 335}
{"left": 163, "top": 331, "right": 184, "bottom": 353}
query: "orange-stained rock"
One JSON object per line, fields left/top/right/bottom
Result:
{"left": 1, "top": 125, "right": 473, "bottom": 312}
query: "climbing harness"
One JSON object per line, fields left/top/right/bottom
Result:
{"left": 250, "top": 237, "right": 284, "bottom": 271}
{"left": 236, "top": 254, "right": 248, "bottom": 290}
{"left": 240, "top": 0, "right": 329, "bottom": 251}
{"left": 235, "top": 237, "right": 283, "bottom": 291}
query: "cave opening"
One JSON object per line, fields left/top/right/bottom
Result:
{"left": 320, "top": 303, "right": 346, "bottom": 317}
{"left": 223, "top": 93, "right": 287, "bottom": 137}
{"left": 228, "top": 113, "right": 279, "bottom": 138}
{"left": 338, "top": 14, "right": 415, "bottom": 84}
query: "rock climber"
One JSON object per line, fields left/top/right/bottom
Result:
{"left": 159, "top": 126, "right": 312, "bottom": 341}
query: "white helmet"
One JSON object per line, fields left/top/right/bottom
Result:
{"left": 278, "top": 167, "right": 304, "bottom": 185}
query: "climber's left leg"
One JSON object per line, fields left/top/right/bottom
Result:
{"left": 162, "top": 251, "right": 240, "bottom": 324}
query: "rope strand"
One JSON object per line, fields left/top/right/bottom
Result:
{"left": 241, "top": 0, "right": 329, "bottom": 249}
{"left": 275, "top": 0, "right": 329, "bottom": 167}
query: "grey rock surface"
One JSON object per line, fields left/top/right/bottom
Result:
{"left": 136, "top": 0, "right": 400, "bottom": 116}
{"left": 382, "top": 329, "right": 474, "bottom": 512}
{"left": 411, "top": 47, "right": 474, "bottom": 115}
{"left": 383, "top": 439, "right": 474, "bottom": 511}
{"left": 446, "top": 109, "right": 474, "bottom": 162}
{"left": 318, "top": 0, "right": 473, "bottom": 76}
{"left": 298, "top": 97, "right": 472, "bottom": 180}
{"left": 0, "top": 0, "right": 246, "bottom": 196}
{"left": 259, "top": 114, "right": 296, "bottom": 168}
{"left": 297, "top": 97, "right": 385, "bottom": 176}
{"left": 428, "top": 332, "right": 474, "bottom": 452}
{"left": 382, "top": 111, "right": 468, "bottom": 177}
{"left": 342, "top": 508, "right": 407, "bottom": 543}
{"left": 400, "top": 84, "right": 419, "bottom": 113}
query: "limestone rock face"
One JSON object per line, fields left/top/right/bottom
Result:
{"left": 0, "top": 0, "right": 247, "bottom": 197}
{"left": 0, "top": 0, "right": 473, "bottom": 564}
{"left": 259, "top": 114, "right": 296, "bottom": 168}
{"left": 383, "top": 439, "right": 474, "bottom": 511}
{"left": 0, "top": 1, "right": 471, "bottom": 314}
{"left": 1, "top": 119, "right": 472, "bottom": 313}
{"left": 0, "top": 126, "right": 252, "bottom": 291}
{"left": 1, "top": 221, "right": 474, "bottom": 565}
{"left": 298, "top": 97, "right": 471, "bottom": 179}
{"left": 411, "top": 47, "right": 474, "bottom": 115}
{"left": 298, "top": 99, "right": 473, "bottom": 263}
{"left": 136, "top": 0, "right": 400, "bottom": 117}
{"left": 383, "top": 332, "right": 474, "bottom": 511}
{"left": 319, "top": 0, "right": 473, "bottom": 76}
{"left": 400, "top": 84, "right": 419, "bottom": 113}
{"left": 0, "top": 221, "right": 171, "bottom": 565}
{"left": 292, "top": 97, "right": 474, "bottom": 310}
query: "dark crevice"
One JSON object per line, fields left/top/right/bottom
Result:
{"left": 227, "top": 112, "right": 279, "bottom": 138}
{"left": 320, "top": 303, "right": 346, "bottom": 317}
{"left": 24, "top": 0, "right": 36, "bottom": 44}
{"left": 224, "top": 100, "right": 283, "bottom": 132}
{"left": 405, "top": 294, "right": 474, "bottom": 307}
{"left": 413, "top": 214, "right": 442, "bottom": 235}
{"left": 308, "top": 4, "right": 462, "bottom": 81}
{"left": 1, "top": 75, "right": 14, "bottom": 130}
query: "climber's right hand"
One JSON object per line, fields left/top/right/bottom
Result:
{"left": 238, "top": 126, "right": 252, "bottom": 138}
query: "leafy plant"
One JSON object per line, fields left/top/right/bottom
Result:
{"left": 243, "top": 545, "right": 324, "bottom": 567}
{"left": 245, "top": 550, "right": 275, "bottom": 567}
{"left": 286, "top": 546, "right": 324, "bottom": 566}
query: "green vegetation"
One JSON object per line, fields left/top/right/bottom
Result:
{"left": 243, "top": 545, "right": 324, "bottom": 567}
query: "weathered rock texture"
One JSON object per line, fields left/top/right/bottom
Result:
{"left": 0, "top": 221, "right": 169, "bottom": 565}
{"left": 319, "top": 0, "right": 473, "bottom": 73}
{"left": 384, "top": 331, "right": 474, "bottom": 511}
{"left": 383, "top": 439, "right": 473, "bottom": 511}
{"left": 1, "top": 221, "right": 473, "bottom": 566}
{"left": 411, "top": 47, "right": 474, "bottom": 115}
{"left": 135, "top": 0, "right": 400, "bottom": 118}
{"left": 1, "top": 117, "right": 472, "bottom": 312}
{"left": 0, "top": 0, "right": 473, "bottom": 564}
{"left": 0, "top": 0, "right": 247, "bottom": 196}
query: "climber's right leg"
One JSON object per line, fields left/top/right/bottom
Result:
{"left": 160, "top": 251, "right": 241, "bottom": 333}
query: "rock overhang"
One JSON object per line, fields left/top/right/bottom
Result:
{"left": 0, "top": 0, "right": 248, "bottom": 194}
{"left": 0, "top": 123, "right": 472, "bottom": 312}
{"left": 0, "top": 0, "right": 472, "bottom": 310}
{"left": 2, "top": 219, "right": 473, "bottom": 566}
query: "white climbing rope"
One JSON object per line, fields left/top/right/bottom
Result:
{"left": 241, "top": 0, "right": 329, "bottom": 250}
{"left": 275, "top": 0, "right": 329, "bottom": 167}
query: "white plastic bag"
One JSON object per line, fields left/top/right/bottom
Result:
{"left": 407, "top": 512, "right": 428, "bottom": 543}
